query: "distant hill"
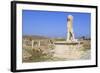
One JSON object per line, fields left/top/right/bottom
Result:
{"left": 23, "top": 35, "right": 50, "bottom": 40}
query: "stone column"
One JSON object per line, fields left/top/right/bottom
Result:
{"left": 38, "top": 40, "right": 40, "bottom": 46}
{"left": 67, "top": 15, "right": 75, "bottom": 41}
{"left": 32, "top": 40, "right": 34, "bottom": 48}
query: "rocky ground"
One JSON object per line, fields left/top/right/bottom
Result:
{"left": 22, "top": 40, "right": 91, "bottom": 62}
{"left": 53, "top": 44, "right": 90, "bottom": 60}
{"left": 22, "top": 45, "right": 90, "bottom": 62}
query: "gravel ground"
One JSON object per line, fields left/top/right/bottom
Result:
{"left": 80, "top": 50, "right": 91, "bottom": 59}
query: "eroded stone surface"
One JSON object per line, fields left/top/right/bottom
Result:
{"left": 53, "top": 44, "right": 85, "bottom": 60}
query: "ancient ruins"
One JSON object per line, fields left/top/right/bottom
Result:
{"left": 22, "top": 15, "right": 90, "bottom": 62}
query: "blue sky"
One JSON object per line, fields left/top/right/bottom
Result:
{"left": 22, "top": 10, "right": 91, "bottom": 38}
